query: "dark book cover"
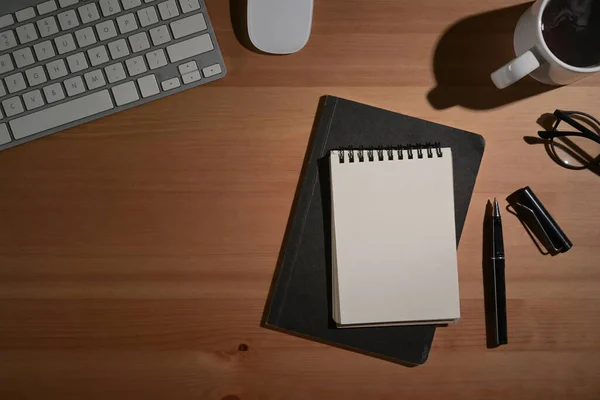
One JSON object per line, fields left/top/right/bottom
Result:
{"left": 263, "top": 96, "right": 486, "bottom": 365}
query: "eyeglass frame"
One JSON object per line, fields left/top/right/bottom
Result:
{"left": 537, "top": 109, "right": 600, "bottom": 169}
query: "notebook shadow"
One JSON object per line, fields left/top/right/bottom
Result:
{"left": 428, "top": 2, "right": 557, "bottom": 110}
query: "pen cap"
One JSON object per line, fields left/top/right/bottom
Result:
{"left": 507, "top": 187, "right": 573, "bottom": 254}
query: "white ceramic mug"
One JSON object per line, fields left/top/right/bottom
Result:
{"left": 491, "top": 0, "right": 600, "bottom": 89}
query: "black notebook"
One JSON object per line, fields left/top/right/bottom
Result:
{"left": 263, "top": 96, "right": 485, "bottom": 365}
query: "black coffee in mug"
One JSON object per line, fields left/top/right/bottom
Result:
{"left": 542, "top": 0, "right": 600, "bottom": 68}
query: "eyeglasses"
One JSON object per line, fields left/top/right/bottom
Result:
{"left": 538, "top": 110, "right": 600, "bottom": 170}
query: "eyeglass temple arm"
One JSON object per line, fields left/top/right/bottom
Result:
{"left": 555, "top": 109, "right": 600, "bottom": 137}
{"left": 538, "top": 130, "right": 600, "bottom": 145}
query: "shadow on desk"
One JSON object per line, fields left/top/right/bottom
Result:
{"left": 428, "top": 2, "right": 557, "bottom": 110}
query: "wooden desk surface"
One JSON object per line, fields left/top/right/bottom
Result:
{"left": 1, "top": 0, "right": 599, "bottom": 398}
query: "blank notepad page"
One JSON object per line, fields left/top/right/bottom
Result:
{"left": 330, "top": 147, "right": 460, "bottom": 326}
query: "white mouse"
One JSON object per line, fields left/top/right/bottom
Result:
{"left": 247, "top": 0, "right": 314, "bottom": 54}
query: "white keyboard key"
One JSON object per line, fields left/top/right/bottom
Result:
{"left": 67, "top": 52, "right": 88, "bottom": 73}
{"left": 63, "top": 76, "right": 85, "bottom": 97}
{"left": 84, "top": 69, "right": 106, "bottom": 90}
{"left": 78, "top": 3, "right": 101, "bottom": 24}
{"left": 108, "top": 39, "right": 130, "bottom": 59}
{"left": 59, "top": 0, "right": 79, "bottom": 7}
{"left": 16, "top": 8, "right": 36, "bottom": 23}
{"left": 5, "top": 72, "right": 26, "bottom": 93}
{"left": 16, "top": 24, "right": 38, "bottom": 44}
{"left": 178, "top": 60, "right": 197, "bottom": 75}
{"left": 138, "top": 74, "right": 159, "bottom": 97}
{"left": 125, "top": 55, "right": 147, "bottom": 76}
{"left": 129, "top": 31, "right": 150, "bottom": 52}
{"left": 117, "top": 13, "right": 138, "bottom": 34}
{"left": 38, "top": 1, "right": 58, "bottom": 15}
{"left": 25, "top": 66, "right": 47, "bottom": 86}
{"left": 0, "top": 54, "right": 14, "bottom": 74}
{"left": 3, "top": 96, "right": 24, "bottom": 117}
{"left": 105, "top": 62, "right": 126, "bottom": 83}
{"left": 0, "top": 31, "right": 18, "bottom": 51}
{"left": 112, "top": 81, "right": 139, "bottom": 106}
{"left": 88, "top": 45, "right": 110, "bottom": 66}
{"left": 123, "top": 0, "right": 143, "bottom": 10}
{"left": 170, "top": 13, "right": 206, "bottom": 39}
{"left": 75, "top": 27, "right": 96, "bottom": 48}
{"left": 138, "top": 6, "right": 159, "bottom": 27}
{"left": 0, "top": 81, "right": 6, "bottom": 97}
{"left": 158, "top": 0, "right": 180, "bottom": 20}
{"left": 0, "top": 124, "right": 10, "bottom": 145}
{"left": 46, "top": 59, "right": 68, "bottom": 80}
{"left": 179, "top": 0, "right": 200, "bottom": 13}
{"left": 149, "top": 25, "right": 171, "bottom": 46}
{"left": 96, "top": 20, "right": 118, "bottom": 41}
{"left": 0, "top": 15, "right": 15, "bottom": 29}
{"left": 58, "top": 10, "right": 79, "bottom": 31}
{"left": 161, "top": 77, "right": 180, "bottom": 91}
{"left": 44, "top": 82, "right": 65, "bottom": 103}
{"left": 167, "top": 34, "right": 213, "bottom": 63}
{"left": 100, "top": 0, "right": 122, "bottom": 17}
{"left": 202, "top": 63, "right": 222, "bottom": 78}
{"left": 55, "top": 33, "right": 76, "bottom": 54}
{"left": 13, "top": 47, "right": 35, "bottom": 68}
{"left": 10, "top": 90, "right": 114, "bottom": 140}
{"left": 34, "top": 40, "right": 56, "bottom": 61}
{"left": 182, "top": 70, "right": 200, "bottom": 84}
{"left": 23, "top": 89, "right": 45, "bottom": 110}
{"left": 146, "top": 48, "right": 167, "bottom": 69}
{"left": 37, "top": 16, "right": 59, "bottom": 37}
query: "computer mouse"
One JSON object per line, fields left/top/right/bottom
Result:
{"left": 247, "top": 0, "right": 314, "bottom": 54}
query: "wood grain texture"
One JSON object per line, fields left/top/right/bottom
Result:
{"left": 1, "top": 0, "right": 600, "bottom": 398}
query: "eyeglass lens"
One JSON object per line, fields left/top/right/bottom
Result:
{"left": 551, "top": 113, "right": 600, "bottom": 169}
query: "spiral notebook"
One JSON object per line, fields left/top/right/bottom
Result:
{"left": 330, "top": 146, "right": 460, "bottom": 327}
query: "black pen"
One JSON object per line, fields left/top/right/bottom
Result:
{"left": 491, "top": 198, "right": 508, "bottom": 346}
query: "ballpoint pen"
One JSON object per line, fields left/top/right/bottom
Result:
{"left": 490, "top": 198, "right": 508, "bottom": 346}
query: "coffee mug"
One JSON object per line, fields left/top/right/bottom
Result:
{"left": 491, "top": 0, "right": 600, "bottom": 89}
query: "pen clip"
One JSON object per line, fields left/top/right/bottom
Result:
{"left": 515, "top": 202, "right": 563, "bottom": 253}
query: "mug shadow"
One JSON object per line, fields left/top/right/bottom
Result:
{"left": 428, "top": 2, "right": 558, "bottom": 110}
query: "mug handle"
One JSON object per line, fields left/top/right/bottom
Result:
{"left": 491, "top": 50, "right": 541, "bottom": 89}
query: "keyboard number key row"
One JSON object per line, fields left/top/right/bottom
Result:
{"left": 0, "top": 9, "right": 206, "bottom": 59}
{"left": 0, "top": 0, "right": 200, "bottom": 35}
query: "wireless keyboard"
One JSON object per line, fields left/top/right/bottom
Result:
{"left": 0, "top": 0, "right": 226, "bottom": 151}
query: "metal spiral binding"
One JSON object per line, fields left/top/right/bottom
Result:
{"left": 336, "top": 142, "right": 443, "bottom": 163}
